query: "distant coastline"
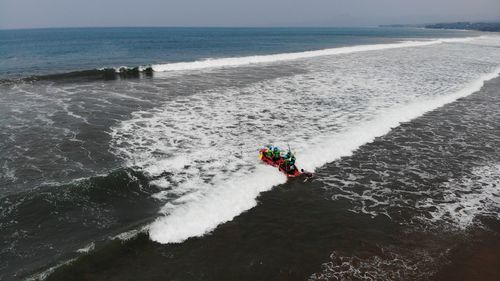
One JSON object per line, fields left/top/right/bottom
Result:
{"left": 381, "top": 21, "right": 500, "bottom": 32}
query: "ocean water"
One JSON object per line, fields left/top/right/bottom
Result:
{"left": 0, "top": 27, "right": 478, "bottom": 79}
{"left": 1, "top": 27, "right": 500, "bottom": 280}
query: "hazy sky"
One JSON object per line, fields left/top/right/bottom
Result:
{"left": 1, "top": 0, "right": 499, "bottom": 29}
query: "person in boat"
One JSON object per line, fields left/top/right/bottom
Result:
{"left": 272, "top": 146, "right": 282, "bottom": 161}
{"left": 263, "top": 145, "right": 274, "bottom": 159}
{"left": 283, "top": 150, "right": 297, "bottom": 172}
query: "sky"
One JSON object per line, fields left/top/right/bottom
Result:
{"left": 1, "top": 0, "right": 499, "bottom": 29}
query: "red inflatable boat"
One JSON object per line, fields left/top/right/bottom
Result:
{"left": 259, "top": 148, "right": 302, "bottom": 177}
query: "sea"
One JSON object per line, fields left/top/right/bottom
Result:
{"left": 1, "top": 27, "right": 500, "bottom": 281}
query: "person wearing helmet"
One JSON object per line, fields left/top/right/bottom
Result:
{"left": 264, "top": 145, "right": 274, "bottom": 158}
{"left": 283, "top": 150, "right": 296, "bottom": 172}
{"left": 272, "top": 146, "right": 281, "bottom": 161}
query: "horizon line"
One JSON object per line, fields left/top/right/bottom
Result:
{"left": 0, "top": 25, "right": 382, "bottom": 31}
{"left": 2, "top": 20, "right": 499, "bottom": 31}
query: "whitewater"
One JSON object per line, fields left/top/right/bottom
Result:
{"left": 108, "top": 35, "right": 500, "bottom": 244}
{"left": 147, "top": 37, "right": 477, "bottom": 72}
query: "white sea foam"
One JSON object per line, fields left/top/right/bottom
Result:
{"left": 149, "top": 165, "right": 285, "bottom": 243}
{"left": 109, "top": 35, "right": 500, "bottom": 244}
{"left": 298, "top": 67, "right": 500, "bottom": 172}
{"left": 423, "top": 164, "right": 500, "bottom": 228}
{"left": 76, "top": 242, "right": 95, "bottom": 253}
{"left": 309, "top": 249, "right": 437, "bottom": 281}
{"left": 113, "top": 227, "right": 148, "bottom": 241}
{"left": 25, "top": 258, "right": 77, "bottom": 281}
{"left": 151, "top": 37, "right": 478, "bottom": 72}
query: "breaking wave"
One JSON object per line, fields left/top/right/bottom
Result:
{"left": 150, "top": 37, "right": 477, "bottom": 72}
{"left": 0, "top": 36, "right": 481, "bottom": 85}
{"left": 148, "top": 68, "right": 499, "bottom": 243}
{"left": 108, "top": 33, "right": 500, "bottom": 244}
{"left": 0, "top": 67, "right": 154, "bottom": 84}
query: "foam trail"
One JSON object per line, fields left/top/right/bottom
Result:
{"left": 152, "top": 37, "right": 477, "bottom": 72}
{"left": 299, "top": 67, "right": 500, "bottom": 171}
{"left": 149, "top": 166, "right": 286, "bottom": 243}
{"left": 149, "top": 67, "right": 500, "bottom": 244}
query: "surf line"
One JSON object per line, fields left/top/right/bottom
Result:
{"left": 148, "top": 66, "right": 500, "bottom": 244}
{"left": 150, "top": 37, "right": 479, "bottom": 72}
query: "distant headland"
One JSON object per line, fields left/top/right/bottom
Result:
{"left": 381, "top": 22, "right": 500, "bottom": 32}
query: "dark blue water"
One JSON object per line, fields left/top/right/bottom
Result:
{"left": 0, "top": 27, "right": 476, "bottom": 78}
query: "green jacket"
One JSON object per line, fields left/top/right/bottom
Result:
{"left": 264, "top": 149, "right": 273, "bottom": 158}
{"left": 273, "top": 149, "right": 281, "bottom": 158}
